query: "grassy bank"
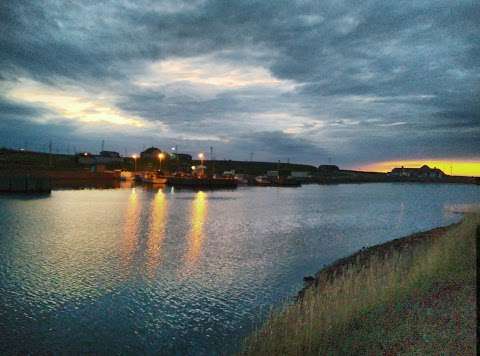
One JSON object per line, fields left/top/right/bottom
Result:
{"left": 242, "top": 213, "right": 478, "bottom": 355}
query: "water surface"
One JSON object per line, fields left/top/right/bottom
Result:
{"left": 0, "top": 183, "right": 478, "bottom": 354}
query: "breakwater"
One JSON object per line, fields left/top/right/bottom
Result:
{"left": 0, "top": 175, "right": 51, "bottom": 193}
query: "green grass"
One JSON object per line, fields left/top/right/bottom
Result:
{"left": 241, "top": 213, "right": 478, "bottom": 355}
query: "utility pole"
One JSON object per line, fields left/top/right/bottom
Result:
{"left": 101, "top": 140, "right": 105, "bottom": 153}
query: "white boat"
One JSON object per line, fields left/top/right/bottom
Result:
{"left": 234, "top": 174, "right": 249, "bottom": 185}
{"left": 120, "top": 171, "right": 134, "bottom": 181}
{"left": 142, "top": 172, "right": 168, "bottom": 184}
{"left": 254, "top": 176, "right": 271, "bottom": 186}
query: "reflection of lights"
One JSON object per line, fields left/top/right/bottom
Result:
{"left": 184, "top": 191, "right": 208, "bottom": 267}
{"left": 121, "top": 188, "right": 141, "bottom": 275}
{"left": 146, "top": 190, "right": 168, "bottom": 277}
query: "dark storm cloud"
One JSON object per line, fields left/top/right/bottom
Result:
{"left": 0, "top": 98, "right": 77, "bottom": 150}
{"left": 0, "top": 98, "right": 46, "bottom": 118}
{"left": 0, "top": 0, "right": 478, "bottom": 164}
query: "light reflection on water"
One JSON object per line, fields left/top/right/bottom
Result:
{"left": 184, "top": 191, "right": 208, "bottom": 270}
{"left": 146, "top": 190, "right": 168, "bottom": 278}
{"left": 0, "top": 183, "right": 479, "bottom": 355}
{"left": 122, "top": 188, "right": 141, "bottom": 274}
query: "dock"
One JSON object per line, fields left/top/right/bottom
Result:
{"left": 0, "top": 175, "right": 52, "bottom": 193}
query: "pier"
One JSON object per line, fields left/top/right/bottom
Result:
{"left": 0, "top": 175, "right": 52, "bottom": 193}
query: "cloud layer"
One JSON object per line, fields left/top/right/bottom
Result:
{"left": 1, "top": 0, "right": 479, "bottom": 166}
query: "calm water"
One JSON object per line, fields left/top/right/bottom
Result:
{"left": 1, "top": 183, "right": 479, "bottom": 354}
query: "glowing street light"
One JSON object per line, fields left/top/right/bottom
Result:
{"left": 197, "top": 153, "right": 205, "bottom": 177}
{"left": 158, "top": 152, "right": 166, "bottom": 171}
{"left": 132, "top": 154, "right": 138, "bottom": 171}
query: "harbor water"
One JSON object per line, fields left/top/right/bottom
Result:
{"left": 0, "top": 183, "right": 479, "bottom": 354}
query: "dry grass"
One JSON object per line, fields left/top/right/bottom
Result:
{"left": 241, "top": 213, "right": 478, "bottom": 355}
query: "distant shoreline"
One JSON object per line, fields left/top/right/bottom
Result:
{"left": 1, "top": 148, "right": 479, "bottom": 186}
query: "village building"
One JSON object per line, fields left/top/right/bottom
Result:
{"left": 389, "top": 165, "right": 445, "bottom": 179}
{"left": 140, "top": 147, "right": 163, "bottom": 160}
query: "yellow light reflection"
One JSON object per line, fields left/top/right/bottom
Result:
{"left": 358, "top": 159, "right": 480, "bottom": 177}
{"left": 184, "top": 191, "right": 208, "bottom": 267}
{"left": 121, "top": 188, "right": 141, "bottom": 273}
{"left": 145, "top": 190, "right": 168, "bottom": 277}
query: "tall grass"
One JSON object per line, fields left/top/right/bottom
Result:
{"left": 242, "top": 213, "right": 478, "bottom": 355}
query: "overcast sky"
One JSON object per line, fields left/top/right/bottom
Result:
{"left": 0, "top": 0, "right": 478, "bottom": 167}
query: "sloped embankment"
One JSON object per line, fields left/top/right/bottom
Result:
{"left": 242, "top": 213, "right": 478, "bottom": 355}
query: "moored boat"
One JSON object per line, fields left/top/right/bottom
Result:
{"left": 254, "top": 175, "right": 301, "bottom": 187}
{"left": 167, "top": 176, "right": 237, "bottom": 189}
{"left": 142, "top": 171, "right": 168, "bottom": 184}
{"left": 254, "top": 176, "right": 272, "bottom": 186}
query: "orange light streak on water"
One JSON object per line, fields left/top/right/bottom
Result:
{"left": 121, "top": 188, "right": 141, "bottom": 275}
{"left": 184, "top": 191, "right": 208, "bottom": 269}
{"left": 145, "top": 190, "right": 168, "bottom": 277}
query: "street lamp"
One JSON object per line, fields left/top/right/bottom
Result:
{"left": 198, "top": 153, "right": 205, "bottom": 177}
{"left": 132, "top": 154, "right": 138, "bottom": 172}
{"left": 158, "top": 152, "right": 166, "bottom": 171}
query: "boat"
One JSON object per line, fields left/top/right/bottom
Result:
{"left": 167, "top": 175, "right": 237, "bottom": 189}
{"left": 254, "top": 176, "right": 272, "bottom": 186}
{"left": 254, "top": 175, "right": 301, "bottom": 187}
{"left": 142, "top": 171, "right": 168, "bottom": 184}
{"left": 120, "top": 171, "right": 134, "bottom": 181}
{"left": 234, "top": 174, "right": 250, "bottom": 185}
{"left": 272, "top": 177, "right": 301, "bottom": 187}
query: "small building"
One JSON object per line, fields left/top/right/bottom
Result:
{"left": 290, "top": 171, "right": 311, "bottom": 178}
{"left": 76, "top": 152, "right": 96, "bottom": 165}
{"left": 223, "top": 170, "right": 235, "bottom": 177}
{"left": 171, "top": 153, "right": 192, "bottom": 162}
{"left": 389, "top": 165, "right": 445, "bottom": 179}
{"left": 318, "top": 165, "right": 340, "bottom": 173}
{"left": 100, "top": 150, "right": 120, "bottom": 158}
{"left": 266, "top": 170, "right": 279, "bottom": 178}
{"left": 141, "top": 147, "right": 163, "bottom": 160}
{"left": 76, "top": 151, "right": 122, "bottom": 165}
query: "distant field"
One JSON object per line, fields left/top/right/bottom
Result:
{"left": 242, "top": 213, "right": 478, "bottom": 355}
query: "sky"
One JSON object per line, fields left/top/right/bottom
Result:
{"left": 0, "top": 0, "right": 479, "bottom": 172}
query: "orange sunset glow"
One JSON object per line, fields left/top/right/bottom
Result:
{"left": 358, "top": 160, "right": 480, "bottom": 177}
